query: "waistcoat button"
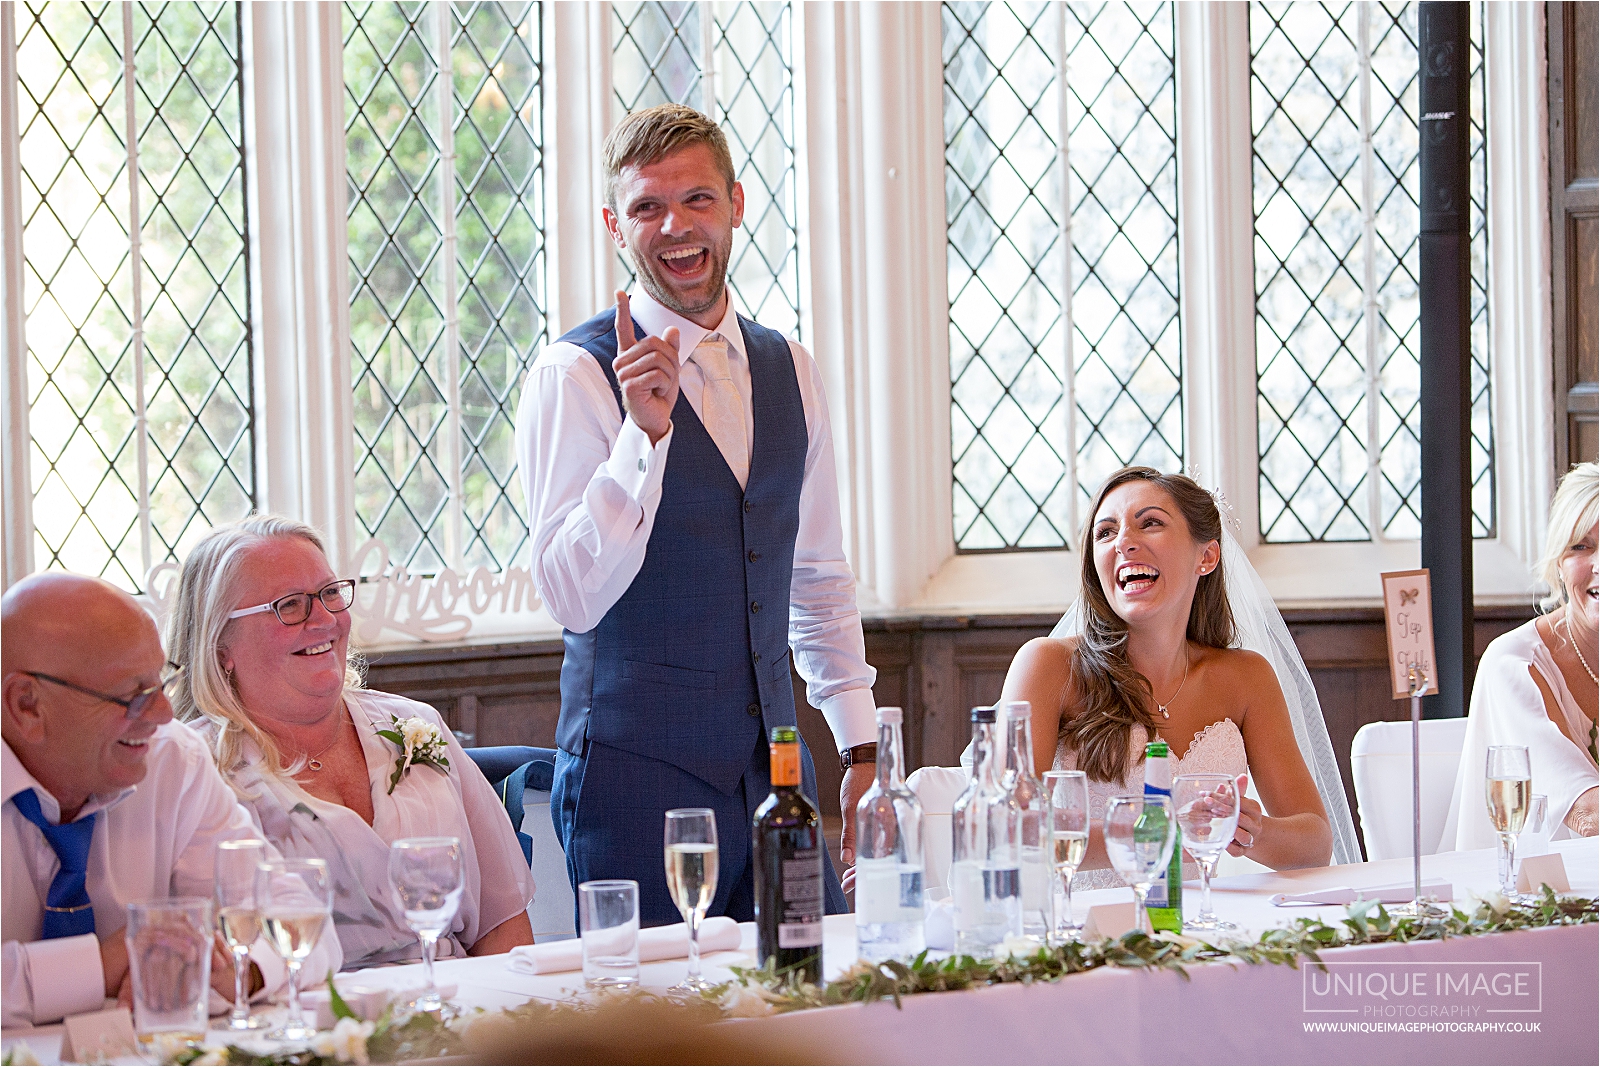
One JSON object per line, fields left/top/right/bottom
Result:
{"left": 750, "top": 601, "right": 761, "bottom": 614}
{"left": 747, "top": 702, "right": 762, "bottom": 718}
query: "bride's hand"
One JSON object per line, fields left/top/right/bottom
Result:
{"left": 1227, "top": 773, "right": 1263, "bottom": 856}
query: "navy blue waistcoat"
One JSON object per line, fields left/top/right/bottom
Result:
{"left": 556, "top": 308, "right": 807, "bottom": 795}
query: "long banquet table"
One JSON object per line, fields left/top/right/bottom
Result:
{"left": 4, "top": 839, "right": 1595, "bottom": 1065}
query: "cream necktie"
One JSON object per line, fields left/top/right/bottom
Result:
{"left": 690, "top": 333, "right": 750, "bottom": 490}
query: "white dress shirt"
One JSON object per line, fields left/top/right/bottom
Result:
{"left": 197, "top": 690, "right": 535, "bottom": 969}
{"left": 2, "top": 723, "right": 342, "bottom": 1028}
{"left": 514, "top": 287, "right": 878, "bottom": 751}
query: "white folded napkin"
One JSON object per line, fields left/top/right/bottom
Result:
{"left": 1271, "top": 880, "right": 1453, "bottom": 906}
{"left": 907, "top": 766, "right": 969, "bottom": 816}
{"left": 507, "top": 916, "right": 743, "bottom": 974}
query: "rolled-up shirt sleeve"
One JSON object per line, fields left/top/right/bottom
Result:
{"left": 786, "top": 341, "right": 877, "bottom": 752}
{"left": 515, "top": 343, "right": 673, "bottom": 634}
{"left": 3, "top": 932, "right": 104, "bottom": 1028}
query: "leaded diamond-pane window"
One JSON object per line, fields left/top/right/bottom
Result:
{"left": 610, "top": 1, "right": 800, "bottom": 339}
{"left": 945, "top": 1, "right": 1180, "bottom": 551}
{"left": 1251, "top": 0, "right": 1492, "bottom": 543}
{"left": 16, "top": 0, "right": 253, "bottom": 590}
{"left": 344, "top": 0, "right": 547, "bottom": 574}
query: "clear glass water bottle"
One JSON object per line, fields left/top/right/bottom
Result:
{"left": 854, "top": 706, "right": 926, "bottom": 962}
{"left": 1002, "top": 700, "right": 1051, "bottom": 941}
{"left": 951, "top": 706, "right": 1022, "bottom": 956}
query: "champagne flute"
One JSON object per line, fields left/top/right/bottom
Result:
{"left": 389, "top": 837, "right": 464, "bottom": 1016}
{"left": 1103, "top": 794, "right": 1176, "bottom": 937}
{"left": 1485, "top": 746, "right": 1531, "bottom": 896}
{"left": 215, "top": 838, "right": 268, "bottom": 1030}
{"left": 1172, "top": 774, "right": 1240, "bottom": 931}
{"left": 256, "top": 858, "right": 332, "bottom": 1043}
{"left": 664, "top": 808, "right": 719, "bottom": 994}
{"left": 1043, "top": 771, "right": 1089, "bottom": 941}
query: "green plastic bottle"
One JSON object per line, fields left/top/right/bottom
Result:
{"left": 1141, "top": 740, "right": 1183, "bottom": 933}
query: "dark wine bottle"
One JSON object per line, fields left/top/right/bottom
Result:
{"left": 752, "top": 725, "right": 824, "bottom": 982}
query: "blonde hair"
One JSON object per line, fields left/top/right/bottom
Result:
{"left": 166, "top": 515, "right": 364, "bottom": 787}
{"left": 1539, "top": 462, "right": 1599, "bottom": 613}
{"left": 602, "top": 103, "right": 735, "bottom": 209}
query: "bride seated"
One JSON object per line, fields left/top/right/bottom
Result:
{"left": 998, "top": 467, "right": 1358, "bottom": 883}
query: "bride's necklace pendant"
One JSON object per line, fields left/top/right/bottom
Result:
{"left": 306, "top": 756, "right": 325, "bottom": 772}
{"left": 1154, "top": 652, "right": 1191, "bottom": 722}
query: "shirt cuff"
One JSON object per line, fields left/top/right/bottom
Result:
{"left": 604, "top": 416, "right": 671, "bottom": 504}
{"left": 819, "top": 689, "right": 878, "bottom": 752}
{"left": 24, "top": 933, "right": 104, "bottom": 1024}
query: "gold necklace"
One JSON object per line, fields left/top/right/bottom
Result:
{"left": 1565, "top": 615, "right": 1598, "bottom": 684}
{"left": 1155, "top": 650, "right": 1192, "bottom": 720}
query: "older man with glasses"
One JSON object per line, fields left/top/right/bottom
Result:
{"left": 1, "top": 571, "right": 341, "bottom": 1028}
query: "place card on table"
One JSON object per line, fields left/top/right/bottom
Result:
{"left": 1380, "top": 569, "right": 1439, "bottom": 697}
{"left": 1516, "top": 852, "right": 1571, "bottom": 894}
{"left": 1082, "top": 901, "right": 1140, "bottom": 940}
{"left": 1270, "top": 880, "right": 1453, "bottom": 907}
{"left": 59, "top": 1006, "right": 137, "bottom": 1063}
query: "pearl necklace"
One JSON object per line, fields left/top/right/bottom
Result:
{"left": 1565, "top": 615, "right": 1598, "bottom": 684}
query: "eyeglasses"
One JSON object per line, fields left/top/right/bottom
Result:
{"left": 227, "top": 580, "right": 356, "bottom": 626}
{"left": 22, "top": 663, "right": 186, "bottom": 721}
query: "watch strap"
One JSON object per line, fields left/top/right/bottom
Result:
{"left": 840, "top": 742, "right": 878, "bottom": 772}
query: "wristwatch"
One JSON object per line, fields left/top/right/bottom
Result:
{"left": 840, "top": 742, "right": 877, "bottom": 772}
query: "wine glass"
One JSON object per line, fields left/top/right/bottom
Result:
{"left": 389, "top": 837, "right": 464, "bottom": 1015}
{"left": 664, "top": 808, "right": 719, "bottom": 994}
{"left": 1103, "top": 794, "right": 1176, "bottom": 937}
{"left": 1043, "top": 771, "right": 1088, "bottom": 941}
{"left": 1172, "top": 774, "right": 1240, "bottom": 931}
{"left": 1485, "top": 746, "right": 1531, "bottom": 896}
{"left": 215, "top": 838, "right": 268, "bottom": 1030}
{"left": 255, "top": 858, "right": 332, "bottom": 1043}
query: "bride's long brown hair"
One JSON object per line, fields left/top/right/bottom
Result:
{"left": 1064, "top": 467, "right": 1237, "bottom": 782}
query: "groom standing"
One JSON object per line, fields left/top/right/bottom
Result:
{"left": 515, "top": 104, "right": 877, "bottom": 925}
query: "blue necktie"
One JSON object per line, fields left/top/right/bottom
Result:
{"left": 12, "top": 788, "right": 96, "bottom": 939}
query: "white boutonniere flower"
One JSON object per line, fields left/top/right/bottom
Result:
{"left": 375, "top": 713, "right": 451, "bottom": 795}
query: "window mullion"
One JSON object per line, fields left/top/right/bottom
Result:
{"left": 121, "top": 4, "right": 153, "bottom": 578}
{"left": 1052, "top": 0, "right": 1077, "bottom": 542}
{"left": 0, "top": 3, "right": 32, "bottom": 588}
{"left": 700, "top": 0, "right": 716, "bottom": 116}
{"left": 1358, "top": 1, "right": 1384, "bottom": 542}
{"left": 435, "top": 1, "right": 463, "bottom": 570}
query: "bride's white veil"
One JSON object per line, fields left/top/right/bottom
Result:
{"left": 1051, "top": 525, "right": 1363, "bottom": 867}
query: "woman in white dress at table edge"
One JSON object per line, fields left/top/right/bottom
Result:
{"left": 1444, "top": 462, "right": 1598, "bottom": 849}
{"left": 165, "top": 515, "right": 534, "bottom": 969}
{"left": 1000, "top": 467, "right": 1337, "bottom": 886}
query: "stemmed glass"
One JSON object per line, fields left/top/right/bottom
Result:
{"left": 1103, "top": 794, "right": 1176, "bottom": 937}
{"left": 1172, "top": 774, "right": 1240, "bottom": 931}
{"left": 215, "top": 838, "right": 268, "bottom": 1030}
{"left": 1484, "top": 746, "right": 1532, "bottom": 896}
{"left": 663, "top": 808, "right": 719, "bottom": 995}
{"left": 256, "top": 858, "right": 332, "bottom": 1043}
{"left": 389, "top": 837, "right": 465, "bottom": 1016}
{"left": 1043, "top": 771, "right": 1089, "bottom": 941}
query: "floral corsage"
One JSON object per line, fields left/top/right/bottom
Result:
{"left": 375, "top": 714, "right": 451, "bottom": 794}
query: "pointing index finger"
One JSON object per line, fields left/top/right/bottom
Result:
{"left": 614, "top": 290, "right": 636, "bottom": 351}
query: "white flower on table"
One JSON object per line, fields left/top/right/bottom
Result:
{"left": 1466, "top": 888, "right": 1512, "bottom": 921}
{"left": 718, "top": 983, "right": 780, "bottom": 1018}
{"left": 311, "top": 1017, "right": 376, "bottom": 1065}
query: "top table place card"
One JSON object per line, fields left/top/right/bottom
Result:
{"left": 1381, "top": 568, "right": 1439, "bottom": 698}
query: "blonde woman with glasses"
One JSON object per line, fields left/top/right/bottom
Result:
{"left": 167, "top": 516, "right": 533, "bottom": 968}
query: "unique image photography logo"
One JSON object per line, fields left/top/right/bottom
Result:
{"left": 1304, "top": 961, "right": 1542, "bottom": 1018}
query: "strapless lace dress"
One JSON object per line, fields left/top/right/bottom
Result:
{"left": 1055, "top": 719, "right": 1248, "bottom": 890}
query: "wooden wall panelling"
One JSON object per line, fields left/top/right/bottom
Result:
{"left": 1550, "top": 1, "right": 1600, "bottom": 470}
{"left": 362, "top": 608, "right": 1533, "bottom": 861}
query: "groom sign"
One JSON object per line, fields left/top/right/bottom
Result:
{"left": 515, "top": 104, "right": 878, "bottom": 925}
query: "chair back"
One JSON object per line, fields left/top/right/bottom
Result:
{"left": 906, "top": 766, "right": 969, "bottom": 892}
{"left": 1350, "top": 717, "right": 1470, "bottom": 860}
{"left": 465, "top": 746, "right": 574, "bottom": 942}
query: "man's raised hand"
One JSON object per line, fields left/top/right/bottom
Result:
{"left": 612, "top": 290, "right": 680, "bottom": 445}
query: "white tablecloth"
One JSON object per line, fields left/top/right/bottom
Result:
{"left": 5, "top": 840, "right": 1596, "bottom": 1065}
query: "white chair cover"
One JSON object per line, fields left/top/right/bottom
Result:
{"left": 1350, "top": 717, "right": 1470, "bottom": 860}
